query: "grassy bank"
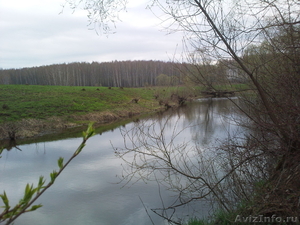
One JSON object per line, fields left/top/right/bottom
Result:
{"left": 0, "top": 84, "right": 248, "bottom": 140}
{"left": 0, "top": 85, "right": 157, "bottom": 122}
{"left": 0, "top": 84, "right": 248, "bottom": 123}
{"left": 0, "top": 84, "right": 198, "bottom": 139}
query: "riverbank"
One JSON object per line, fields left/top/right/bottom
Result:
{"left": 0, "top": 84, "right": 249, "bottom": 140}
{"left": 0, "top": 85, "right": 198, "bottom": 140}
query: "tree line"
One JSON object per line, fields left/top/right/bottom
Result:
{"left": 0, "top": 60, "right": 186, "bottom": 87}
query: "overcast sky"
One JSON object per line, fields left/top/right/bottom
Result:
{"left": 0, "top": 0, "right": 185, "bottom": 69}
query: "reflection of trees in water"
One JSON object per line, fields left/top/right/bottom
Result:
{"left": 187, "top": 98, "right": 241, "bottom": 146}
{"left": 154, "top": 98, "right": 241, "bottom": 146}
{"left": 0, "top": 139, "right": 23, "bottom": 151}
{"left": 115, "top": 98, "right": 265, "bottom": 224}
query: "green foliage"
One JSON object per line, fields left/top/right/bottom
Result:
{"left": 184, "top": 201, "right": 249, "bottom": 225}
{"left": 83, "top": 122, "right": 96, "bottom": 140}
{"left": 50, "top": 170, "right": 58, "bottom": 183}
{"left": 0, "top": 191, "right": 9, "bottom": 210}
{"left": 0, "top": 123, "right": 95, "bottom": 224}
{"left": 210, "top": 209, "right": 237, "bottom": 225}
{"left": 57, "top": 157, "right": 64, "bottom": 169}
{"left": 74, "top": 143, "right": 86, "bottom": 156}
{"left": 37, "top": 176, "right": 46, "bottom": 192}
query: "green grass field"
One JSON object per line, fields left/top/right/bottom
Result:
{"left": 0, "top": 85, "right": 155, "bottom": 122}
{"left": 0, "top": 85, "right": 201, "bottom": 123}
{"left": 0, "top": 84, "right": 248, "bottom": 124}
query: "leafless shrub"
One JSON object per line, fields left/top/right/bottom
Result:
{"left": 113, "top": 115, "right": 269, "bottom": 223}
{"left": 66, "top": 0, "right": 300, "bottom": 220}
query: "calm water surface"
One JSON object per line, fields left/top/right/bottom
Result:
{"left": 0, "top": 98, "right": 243, "bottom": 225}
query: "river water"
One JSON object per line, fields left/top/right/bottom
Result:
{"left": 0, "top": 97, "right": 243, "bottom": 225}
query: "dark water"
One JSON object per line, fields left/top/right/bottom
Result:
{"left": 0, "top": 97, "right": 243, "bottom": 225}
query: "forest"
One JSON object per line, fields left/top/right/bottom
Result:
{"left": 0, "top": 60, "right": 186, "bottom": 87}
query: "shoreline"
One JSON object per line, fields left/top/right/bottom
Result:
{"left": 0, "top": 106, "right": 168, "bottom": 141}
{"left": 0, "top": 85, "right": 201, "bottom": 141}
{"left": 0, "top": 95, "right": 235, "bottom": 141}
{"left": 0, "top": 84, "right": 245, "bottom": 141}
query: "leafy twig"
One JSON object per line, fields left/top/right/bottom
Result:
{"left": 0, "top": 123, "right": 95, "bottom": 225}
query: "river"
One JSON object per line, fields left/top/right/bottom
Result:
{"left": 0, "top": 97, "right": 243, "bottom": 225}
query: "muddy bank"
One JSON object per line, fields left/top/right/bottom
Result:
{"left": 0, "top": 109, "right": 162, "bottom": 141}
{"left": 0, "top": 110, "right": 152, "bottom": 140}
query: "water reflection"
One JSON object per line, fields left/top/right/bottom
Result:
{"left": 152, "top": 97, "right": 240, "bottom": 146}
{"left": 0, "top": 98, "right": 243, "bottom": 225}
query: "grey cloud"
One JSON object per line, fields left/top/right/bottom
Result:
{"left": 0, "top": 0, "right": 184, "bottom": 69}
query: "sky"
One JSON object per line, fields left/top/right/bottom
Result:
{"left": 0, "top": 0, "right": 185, "bottom": 69}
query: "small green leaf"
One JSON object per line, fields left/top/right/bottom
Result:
{"left": 22, "top": 184, "right": 36, "bottom": 204}
{"left": 75, "top": 143, "right": 85, "bottom": 155}
{"left": 86, "top": 122, "right": 95, "bottom": 138}
{"left": 50, "top": 170, "right": 58, "bottom": 183}
{"left": 83, "top": 122, "right": 95, "bottom": 140}
{"left": 30, "top": 204, "right": 43, "bottom": 211}
{"left": 25, "top": 184, "right": 31, "bottom": 195}
{"left": 37, "top": 176, "right": 46, "bottom": 193}
{"left": 0, "top": 191, "right": 10, "bottom": 210}
{"left": 57, "top": 157, "right": 64, "bottom": 169}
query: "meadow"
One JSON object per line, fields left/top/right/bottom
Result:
{"left": 0, "top": 84, "right": 249, "bottom": 123}
{"left": 1, "top": 84, "right": 208, "bottom": 123}
{"left": 0, "top": 85, "right": 160, "bottom": 123}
